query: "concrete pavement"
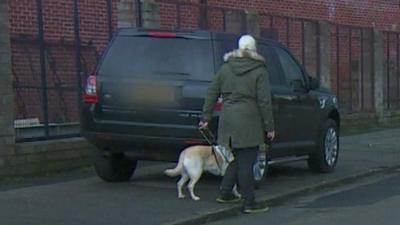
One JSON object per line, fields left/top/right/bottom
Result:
{"left": 0, "top": 128, "right": 399, "bottom": 225}
{"left": 161, "top": 128, "right": 400, "bottom": 225}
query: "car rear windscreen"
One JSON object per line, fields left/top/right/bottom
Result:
{"left": 98, "top": 36, "right": 214, "bottom": 81}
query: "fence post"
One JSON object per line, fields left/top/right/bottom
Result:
{"left": 319, "top": 21, "right": 332, "bottom": 89}
{"left": 372, "top": 29, "right": 385, "bottom": 118}
{"left": 246, "top": 10, "right": 260, "bottom": 37}
{"left": 0, "top": 0, "right": 16, "bottom": 156}
{"left": 303, "top": 21, "right": 316, "bottom": 77}
{"left": 73, "top": 0, "right": 83, "bottom": 110}
{"left": 106, "top": 0, "right": 113, "bottom": 40}
{"left": 224, "top": 10, "right": 244, "bottom": 34}
{"left": 141, "top": 0, "right": 160, "bottom": 29}
{"left": 117, "top": 0, "right": 138, "bottom": 28}
{"left": 36, "top": 0, "right": 49, "bottom": 137}
{"left": 199, "top": 0, "right": 208, "bottom": 30}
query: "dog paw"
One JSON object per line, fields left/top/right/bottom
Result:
{"left": 192, "top": 196, "right": 200, "bottom": 201}
{"left": 178, "top": 194, "right": 185, "bottom": 199}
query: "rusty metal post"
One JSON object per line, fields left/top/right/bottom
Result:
{"left": 349, "top": 28, "right": 353, "bottom": 112}
{"left": 336, "top": 25, "right": 340, "bottom": 100}
{"left": 360, "top": 29, "right": 365, "bottom": 110}
{"left": 36, "top": 0, "right": 49, "bottom": 137}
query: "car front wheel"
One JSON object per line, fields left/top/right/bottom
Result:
{"left": 94, "top": 150, "right": 137, "bottom": 182}
{"left": 308, "top": 119, "right": 339, "bottom": 173}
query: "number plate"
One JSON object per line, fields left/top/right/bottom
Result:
{"left": 131, "top": 86, "right": 175, "bottom": 103}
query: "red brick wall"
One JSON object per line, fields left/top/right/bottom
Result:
{"left": 156, "top": 0, "right": 400, "bottom": 112}
{"left": 9, "top": 0, "right": 400, "bottom": 125}
{"left": 157, "top": 0, "right": 400, "bottom": 32}
{"left": 9, "top": 0, "right": 117, "bottom": 124}
{"left": 207, "top": 0, "right": 400, "bottom": 31}
{"left": 9, "top": 0, "right": 117, "bottom": 50}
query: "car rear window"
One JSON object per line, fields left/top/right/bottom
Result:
{"left": 98, "top": 36, "right": 214, "bottom": 81}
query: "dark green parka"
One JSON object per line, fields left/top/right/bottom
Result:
{"left": 202, "top": 49, "right": 274, "bottom": 149}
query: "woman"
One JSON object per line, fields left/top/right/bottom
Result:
{"left": 200, "top": 34, "right": 275, "bottom": 214}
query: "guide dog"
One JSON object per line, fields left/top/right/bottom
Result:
{"left": 164, "top": 145, "right": 239, "bottom": 201}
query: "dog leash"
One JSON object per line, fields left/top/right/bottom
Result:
{"left": 198, "top": 127, "right": 223, "bottom": 171}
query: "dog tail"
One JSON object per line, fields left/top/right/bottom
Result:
{"left": 164, "top": 154, "right": 184, "bottom": 177}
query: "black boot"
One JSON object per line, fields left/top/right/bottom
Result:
{"left": 242, "top": 200, "right": 269, "bottom": 214}
{"left": 216, "top": 193, "right": 242, "bottom": 203}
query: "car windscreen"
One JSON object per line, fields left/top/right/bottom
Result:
{"left": 98, "top": 36, "right": 214, "bottom": 81}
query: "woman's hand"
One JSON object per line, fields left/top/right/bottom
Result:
{"left": 199, "top": 121, "right": 209, "bottom": 130}
{"left": 267, "top": 131, "right": 275, "bottom": 141}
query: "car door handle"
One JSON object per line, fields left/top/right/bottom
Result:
{"left": 103, "top": 93, "right": 112, "bottom": 100}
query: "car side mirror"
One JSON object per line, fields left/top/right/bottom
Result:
{"left": 309, "top": 76, "right": 320, "bottom": 90}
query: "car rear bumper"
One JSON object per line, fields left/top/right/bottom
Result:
{"left": 82, "top": 131, "right": 207, "bottom": 161}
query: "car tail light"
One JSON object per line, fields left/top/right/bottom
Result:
{"left": 147, "top": 32, "right": 177, "bottom": 38}
{"left": 84, "top": 74, "right": 98, "bottom": 104}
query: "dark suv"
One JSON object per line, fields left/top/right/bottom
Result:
{"left": 81, "top": 28, "right": 340, "bottom": 182}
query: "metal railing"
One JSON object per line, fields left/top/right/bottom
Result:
{"left": 383, "top": 31, "right": 400, "bottom": 110}
{"left": 154, "top": 0, "right": 379, "bottom": 113}
{"left": 12, "top": 0, "right": 113, "bottom": 141}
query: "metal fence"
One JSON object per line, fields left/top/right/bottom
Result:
{"left": 156, "top": 0, "right": 321, "bottom": 75}
{"left": 12, "top": 0, "right": 113, "bottom": 141}
{"left": 383, "top": 31, "right": 400, "bottom": 110}
{"left": 11, "top": 0, "right": 400, "bottom": 141}
{"left": 331, "top": 25, "right": 376, "bottom": 113}
{"left": 154, "top": 0, "right": 382, "bottom": 113}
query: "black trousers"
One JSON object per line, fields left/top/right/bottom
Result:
{"left": 219, "top": 146, "right": 258, "bottom": 203}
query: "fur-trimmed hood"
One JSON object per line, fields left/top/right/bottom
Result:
{"left": 223, "top": 49, "right": 265, "bottom": 62}
{"left": 223, "top": 49, "right": 266, "bottom": 76}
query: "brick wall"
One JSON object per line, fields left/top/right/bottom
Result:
{"left": 155, "top": 0, "right": 400, "bottom": 113}
{"left": 207, "top": 0, "right": 400, "bottom": 31}
{"left": 9, "top": 0, "right": 117, "bottom": 50}
{"left": 9, "top": 0, "right": 117, "bottom": 124}
{"left": 156, "top": 0, "right": 400, "bottom": 32}
{"left": 9, "top": 0, "right": 400, "bottom": 124}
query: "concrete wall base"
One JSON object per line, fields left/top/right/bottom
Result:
{"left": 0, "top": 138, "right": 96, "bottom": 178}
{"left": 342, "top": 110, "right": 400, "bottom": 134}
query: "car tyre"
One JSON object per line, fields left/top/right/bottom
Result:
{"left": 308, "top": 119, "right": 339, "bottom": 173}
{"left": 254, "top": 162, "right": 268, "bottom": 189}
{"left": 253, "top": 146, "right": 269, "bottom": 189}
{"left": 94, "top": 150, "right": 137, "bottom": 182}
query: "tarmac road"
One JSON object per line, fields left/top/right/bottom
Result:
{"left": 206, "top": 172, "right": 400, "bottom": 225}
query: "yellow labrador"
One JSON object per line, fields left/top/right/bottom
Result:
{"left": 164, "top": 145, "right": 239, "bottom": 201}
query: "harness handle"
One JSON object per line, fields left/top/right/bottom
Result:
{"left": 198, "top": 127, "right": 217, "bottom": 145}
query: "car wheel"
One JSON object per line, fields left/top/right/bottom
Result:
{"left": 94, "top": 150, "right": 137, "bottom": 182}
{"left": 308, "top": 119, "right": 339, "bottom": 173}
{"left": 254, "top": 161, "right": 268, "bottom": 189}
{"left": 253, "top": 149, "right": 269, "bottom": 189}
